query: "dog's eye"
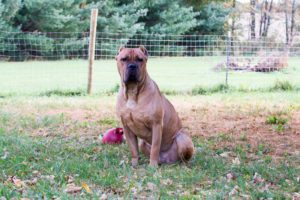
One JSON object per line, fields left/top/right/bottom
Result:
{"left": 121, "top": 57, "right": 128, "bottom": 62}
{"left": 136, "top": 58, "right": 143, "bottom": 62}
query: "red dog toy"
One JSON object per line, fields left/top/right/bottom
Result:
{"left": 101, "top": 128, "right": 124, "bottom": 144}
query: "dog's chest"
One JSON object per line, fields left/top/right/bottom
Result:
{"left": 120, "top": 105, "right": 152, "bottom": 138}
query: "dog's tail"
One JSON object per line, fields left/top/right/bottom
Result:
{"left": 175, "top": 132, "right": 194, "bottom": 162}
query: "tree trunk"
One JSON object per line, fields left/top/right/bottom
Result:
{"left": 259, "top": 0, "right": 266, "bottom": 37}
{"left": 262, "top": 0, "right": 268, "bottom": 37}
{"left": 250, "top": 0, "right": 256, "bottom": 39}
{"left": 285, "top": 0, "right": 289, "bottom": 44}
{"left": 290, "top": 0, "right": 296, "bottom": 43}
{"left": 230, "top": 0, "right": 236, "bottom": 56}
{"left": 264, "top": 0, "right": 273, "bottom": 37}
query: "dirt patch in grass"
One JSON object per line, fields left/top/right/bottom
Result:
{"left": 177, "top": 103, "right": 300, "bottom": 158}
{"left": 1, "top": 96, "right": 299, "bottom": 158}
{"left": 39, "top": 101, "right": 300, "bottom": 158}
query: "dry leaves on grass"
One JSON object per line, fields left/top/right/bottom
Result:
{"left": 5, "top": 176, "right": 25, "bottom": 188}
{"left": 252, "top": 172, "right": 265, "bottom": 184}
{"left": 64, "top": 175, "right": 82, "bottom": 194}
{"left": 226, "top": 172, "right": 237, "bottom": 182}
{"left": 146, "top": 182, "right": 156, "bottom": 191}
{"left": 228, "top": 185, "right": 239, "bottom": 196}
{"left": 1, "top": 148, "right": 9, "bottom": 160}
{"left": 100, "top": 193, "right": 108, "bottom": 200}
{"left": 82, "top": 182, "right": 93, "bottom": 194}
{"left": 64, "top": 183, "right": 82, "bottom": 194}
{"left": 160, "top": 178, "right": 173, "bottom": 186}
{"left": 232, "top": 157, "right": 241, "bottom": 165}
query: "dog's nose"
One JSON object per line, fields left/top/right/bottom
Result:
{"left": 128, "top": 64, "right": 138, "bottom": 70}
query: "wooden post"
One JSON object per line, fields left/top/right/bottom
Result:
{"left": 87, "top": 9, "right": 98, "bottom": 95}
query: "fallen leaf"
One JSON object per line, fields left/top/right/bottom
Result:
{"left": 220, "top": 152, "right": 230, "bottom": 158}
{"left": 92, "top": 146, "right": 102, "bottom": 153}
{"left": 229, "top": 185, "right": 239, "bottom": 196}
{"left": 24, "top": 178, "right": 38, "bottom": 186}
{"left": 262, "top": 183, "right": 272, "bottom": 191}
{"left": 65, "top": 175, "right": 75, "bottom": 184}
{"left": 226, "top": 173, "right": 234, "bottom": 182}
{"left": 253, "top": 172, "right": 265, "bottom": 184}
{"left": 64, "top": 183, "right": 82, "bottom": 194}
{"left": 9, "top": 176, "right": 24, "bottom": 188}
{"left": 32, "top": 170, "right": 40, "bottom": 176}
{"left": 293, "top": 192, "right": 300, "bottom": 200}
{"left": 1, "top": 149, "right": 9, "bottom": 160}
{"left": 232, "top": 157, "right": 240, "bottom": 165}
{"left": 81, "top": 182, "right": 93, "bottom": 194}
{"left": 239, "top": 194, "right": 250, "bottom": 199}
{"left": 100, "top": 193, "right": 107, "bottom": 200}
{"left": 146, "top": 182, "right": 156, "bottom": 191}
{"left": 119, "top": 160, "right": 125, "bottom": 166}
{"left": 161, "top": 178, "right": 173, "bottom": 185}
{"left": 131, "top": 187, "right": 138, "bottom": 195}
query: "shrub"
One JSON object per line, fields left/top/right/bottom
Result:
{"left": 271, "top": 80, "right": 294, "bottom": 91}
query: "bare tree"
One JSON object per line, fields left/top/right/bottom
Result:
{"left": 250, "top": 0, "right": 256, "bottom": 39}
{"left": 290, "top": 0, "right": 296, "bottom": 42}
{"left": 285, "top": 0, "right": 290, "bottom": 44}
{"left": 259, "top": 0, "right": 265, "bottom": 37}
{"left": 264, "top": 0, "right": 273, "bottom": 37}
{"left": 230, "top": 0, "right": 236, "bottom": 55}
{"left": 259, "top": 0, "right": 273, "bottom": 37}
{"left": 262, "top": 0, "right": 269, "bottom": 36}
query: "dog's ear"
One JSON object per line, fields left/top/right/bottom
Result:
{"left": 139, "top": 45, "right": 148, "bottom": 58}
{"left": 115, "top": 46, "right": 125, "bottom": 60}
{"left": 118, "top": 46, "right": 125, "bottom": 53}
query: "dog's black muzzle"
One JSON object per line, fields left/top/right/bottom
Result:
{"left": 124, "top": 64, "right": 139, "bottom": 83}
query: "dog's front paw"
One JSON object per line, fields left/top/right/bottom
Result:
{"left": 131, "top": 158, "right": 139, "bottom": 167}
{"left": 149, "top": 160, "right": 158, "bottom": 168}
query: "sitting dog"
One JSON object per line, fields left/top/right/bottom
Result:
{"left": 116, "top": 46, "right": 194, "bottom": 167}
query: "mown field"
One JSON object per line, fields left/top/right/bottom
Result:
{"left": 0, "top": 93, "right": 299, "bottom": 199}
{"left": 0, "top": 57, "right": 300, "bottom": 95}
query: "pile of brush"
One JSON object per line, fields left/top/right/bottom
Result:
{"left": 214, "top": 54, "right": 288, "bottom": 73}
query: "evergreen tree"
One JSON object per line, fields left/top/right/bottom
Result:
{"left": 0, "top": 0, "right": 22, "bottom": 31}
{"left": 192, "top": 2, "right": 232, "bottom": 35}
{"left": 138, "top": 0, "right": 199, "bottom": 35}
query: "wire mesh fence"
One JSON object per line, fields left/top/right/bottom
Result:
{"left": 0, "top": 31, "right": 90, "bottom": 61}
{"left": 1, "top": 30, "right": 300, "bottom": 61}
{"left": 0, "top": 30, "right": 300, "bottom": 95}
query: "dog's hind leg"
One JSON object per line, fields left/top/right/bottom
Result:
{"left": 139, "top": 140, "right": 151, "bottom": 157}
{"left": 175, "top": 131, "right": 194, "bottom": 162}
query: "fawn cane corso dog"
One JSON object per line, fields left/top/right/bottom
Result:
{"left": 116, "top": 46, "right": 194, "bottom": 167}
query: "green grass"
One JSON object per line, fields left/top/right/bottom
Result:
{"left": 0, "top": 57, "right": 300, "bottom": 95}
{"left": 0, "top": 128, "right": 299, "bottom": 199}
{"left": 0, "top": 94, "right": 299, "bottom": 199}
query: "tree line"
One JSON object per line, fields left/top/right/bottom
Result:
{"left": 0, "top": 0, "right": 231, "bottom": 35}
{"left": 0, "top": 0, "right": 298, "bottom": 60}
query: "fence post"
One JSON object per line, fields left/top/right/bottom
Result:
{"left": 87, "top": 9, "right": 98, "bottom": 95}
{"left": 225, "top": 30, "right": 231, "bottom": 87}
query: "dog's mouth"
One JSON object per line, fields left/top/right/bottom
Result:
{"left": 124, "top": 70, "right": 139, "bottom": 84}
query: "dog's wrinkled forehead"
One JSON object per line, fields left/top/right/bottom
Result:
{"left": 117, "top": 46, "right": 148, "bottom": 61}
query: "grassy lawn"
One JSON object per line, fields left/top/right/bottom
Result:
{"left": 0, "top": 57, "right": 299, "bottom": 198}
{"left": 0, "top": 57, "right": 300, "bottom": 95}
{"left": 0, "top": 93, "right": 299, "bottom": 199}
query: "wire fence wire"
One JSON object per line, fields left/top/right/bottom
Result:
{"left": 1, "top": 31, "right": 300, "bottom": 61}
{"left": 0, "top": 30, "right": 300, "bottom": 94}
